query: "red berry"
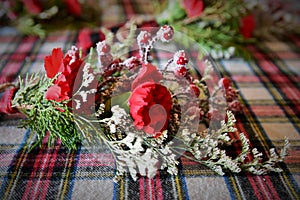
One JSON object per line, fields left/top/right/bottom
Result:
{"left": 177, "top": 57, "right": 186, "bottom": 65}
{"left": 163, "top": 32, "right": 173, "bottom": 41}
{"left": 228, "top": 100, "right": 242, "bottom": 113}
{"left": 123, "top": 56, "right": 139, "bottom": 70}
{"left": 190, "top": 83, "right": 200, "bottom": 97}
{"left": 174, "top": 65, "right": 187, "bottom": 77}
{"left": 158, "top": 25, "right": 174, "bottom": 42}
{"left": 174, "top": 50, "right": 188, "bottom": 65}
{"left": 101, "top": 44, "right": 111, "bottom": 53}
{"left": 137, "top": 31, "right": 151, "bottom": 45}
{"left": 96, "top": 41, "right": 111, "bottom": 54}
{"left": 225, "top": 87, "right": 238, "bottom": 102}
{"left": 219, "top": 77, "right": 232, "bottom": 90}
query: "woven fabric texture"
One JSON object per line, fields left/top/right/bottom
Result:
{"left": 0, "top": 1, "right": 299, "bottom": 199}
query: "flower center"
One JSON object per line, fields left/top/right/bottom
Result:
{"left": 143, "top": 104, "right": 168, "bottom": 134}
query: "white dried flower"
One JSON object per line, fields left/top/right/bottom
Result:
{"left": 109, "top": 123, "right": 117, "bottom": 133}
{"left": 78, "top": 89, "right": 96, "bottom": 102}
{"left": 74, "top": 99, "right": 81, "bottom": 109}
{"left": 96, "top": 103, "right": 105, "bottom": 116}
{"left": 110, "top": 105, "right": 130, "bottom": 125}
{"left": 82, "top": 63, "right": 95, "bottom": 87}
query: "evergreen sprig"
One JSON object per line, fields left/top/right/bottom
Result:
{"left": 12, "top": 74, "right": 81, "bottom": 150}
{"left": 156, "top": 0, "right": 255, "bottom": 59}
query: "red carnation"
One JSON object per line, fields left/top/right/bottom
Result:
{"left": 131, "top": 63, "right": 163, "bottom": 90}
{"left": 181, "top": 0, "right": 204, "bottom": 18}
{"left": 129, "top": 82, "right": 172, "bottom": 135}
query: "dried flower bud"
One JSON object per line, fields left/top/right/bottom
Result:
{"left": 174, "top": 50, "right": 188, "bottom": 65}
{"left": 157, "top": 25, "right": 174, "bottom": 42}
{"left": 123, "top": 56, "right": 140, "bottom": 70}
{"left": 137, "top": 31, "right": 152, "bottom": 46}
{"left": 96, "top": 41, "right": 111, "bottom": 55}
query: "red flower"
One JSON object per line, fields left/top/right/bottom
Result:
{"left": 129, "top": 82, "right": 172, "bottom": 135}
{"left": 44, "top": 47, "right": 83, "bottom": 102}
{"left": 240, "top": 14, "right": 255, "bottom": 39}
{"left": 181, "top": 0, "right": 204, "bottom": 18}
{"left": 64, "top": 0, "right": 82, "bottom": 16}
{"left": 131, "top": 63, "right": 163, "bottom": 90}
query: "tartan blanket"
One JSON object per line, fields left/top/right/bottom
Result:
{"left": 0, "top": 1, "right": 300, "bottom": 199}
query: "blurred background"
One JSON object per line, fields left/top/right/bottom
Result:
{"left": 0, "top": 0, "right": 299, "bottom": 59}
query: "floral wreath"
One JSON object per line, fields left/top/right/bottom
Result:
{"left": 0, "top": 24, "right": 289, "bottom": 181}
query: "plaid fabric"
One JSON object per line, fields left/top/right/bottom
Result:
{"left": 1, "top": 0, "right": 300, "bottom": 199}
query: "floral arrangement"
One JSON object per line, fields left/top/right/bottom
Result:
{"left": 0, "top": 24, "right": 289, "bottom": 181}
{"left": 156, "top": 0, "right": 300, "bottom": 59}
{"left": 0, "top": 0, "right": 101, "bottom": 37}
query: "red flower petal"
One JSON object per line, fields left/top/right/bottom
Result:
{"left": 78, "top": 29, "right": 93, "bottom": 52}
{"left": 64, "top": 0, "right": 82, "bottom": 16}
{"left": 181, "top": 0, "right": 204, "bottom": 18}
{"left": 44, "top": 48, "right": 64, "bottom": 78}
{"left": 21, "top": 0, "right": 42, "bottom": 15}
{"left": 131, "top": 63, "right": 163, "bottom": 90}
{"left": 45, "top": 85, "right": 61, "bottom": 101}
{"left": 129, "top": 82, "right": 172, "bottom": 135}
{"left": 45, "top": 84, "right": 69, "bottom": 102}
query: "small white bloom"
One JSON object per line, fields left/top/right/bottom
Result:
{"left": 78, "top": 89, "right": 96, "bottom": 102}
{"left": 109, "top": 123, "right": 117, "bottom": 133}
{"left": 82, "top": 63, "right": 95, "bottom": 87}
{"left": 96, "top": 103, "right": 105, "bottom": 116}
{"left": 74, "top": 99, "right": 81, "bottom": 109}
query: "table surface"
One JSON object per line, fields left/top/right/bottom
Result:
{"left": 0, "top": 1, "right": 300, "bottom": 200}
